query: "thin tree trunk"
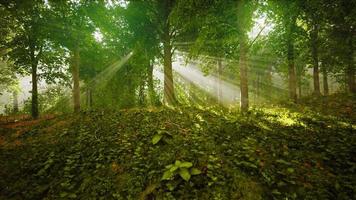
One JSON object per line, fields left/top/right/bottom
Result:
{"left": 139, "top": 75, "right": 145, "bottom": 106}
{"left": 30, "top": 45, "right": 39, "bottom": 119}
{"left": 72, "top": 47, "right": 80, "bottom": 113}
{"left": 311, "top": 23, "right": 321, "bottom": 95}
{"left": 147, "top": 60, "right": 155, "bottom": 105}
{"left": 13, "top": 91, "right": 18, "bottom": 113}
{"left": 297, "top": 75, "right": 302, "bottom": 98}
{"left": 347, "top": 36, "right": 355, "bottom": 93}
{"left": 267, "top": 65, "right": 272, "bottom": 99}
{"left": 256, "top": 72, "right": 261, "bottom": 102}
{"left": 236, "top": 0, "right": 249, "bottom": 111}
{"left": 322, "top": 68, "right": 329, "bottom": 95}
{"left": 287, "top": 35, "right": 297, "bottom": 103}
{"left": 217, "top": 59, "right": 223, "bottom": 103}
{"left": 86, "top": 87, "right": 93, "bottom": 109}
{"left": 239, "top": 38, "right": 249, "bottom": 112}
{"left": 89, "top": 88, "right": 93, "bottom": 107}
{"left": 163, "top": 24, "right": 175, "bottom": 105}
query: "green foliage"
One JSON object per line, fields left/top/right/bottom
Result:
{"left": 1, "top": 99, "right": 355, "bottom": 199}
{"left": 161, "top": 160, "right": 201, "bottom": 183}
{"left": 152, "top": 130, "right": 172, "bottom": 145}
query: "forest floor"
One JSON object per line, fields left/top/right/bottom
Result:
{"left": 0, "top": 94, "right": 355, "bottom": 200}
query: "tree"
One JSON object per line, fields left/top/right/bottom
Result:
{"left": 267, "top": 1, "right": 304, "bottom": 102}
{"left": 301, "top": 0, "right": 322, "bottom": 95}
{"left": 323, "top": 0, "right": 355, "bottom": 93}
{"left": 157, "top": 0, "right": 177, "bottom": 105}
{"left": 174, "top": 0, "right": 255, "bottom": 111}
{"left": 47, "top": 0, "right": 100, "bottom": 112}
{"left": 1, "top": 1, "right": 67, "bottom": 118}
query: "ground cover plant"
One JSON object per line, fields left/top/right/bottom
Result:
{"left": 1, "top": 95, "right": 355, "bottom": 199}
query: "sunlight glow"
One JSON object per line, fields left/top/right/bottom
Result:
{"left": 89, "top": 51, "right": 133, "bottom": 87}
{"left": 248, "top": 14, "right": 274, "bottom": 40}
{"left": 93, "top": 29, "right": 103, "bottom": 43}
{"left": 172, "top": 56, "right": 241, "bottom": 105}
{"left": 106, "top": 0, "right": 128, "bottom": 8}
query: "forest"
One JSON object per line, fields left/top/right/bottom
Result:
{"left": 0, "top": 0, "right": 355, "bottom": 199}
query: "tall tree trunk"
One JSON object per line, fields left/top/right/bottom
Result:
{"left": 236, "top": 0, "right": 249, "bottom": 111}
{"left": 347, "top": 36, "right": 355, "bottom": 93}
{"left": 297, "top": 74, "right": 302, "bottom": 98}
{"left": 287, "top": 34, "right": 297, "bottom": 103}
{"left": 86, "top": 87, "right": 93, "bottom": 109}
{"left": 72, "top": 47, "right": 80, "bottom": 113}
{"left": 139, "top": 75, "right": 145, "bottom": 106}
{"left": 266, "top": 65, "right": 272, "bottom": 100}
{"left": 256, "top": 72, "right": 261, "bottom": 102}
{"left": 239, "top": 37, "right": 249, "bottom": 112}
{"left": 163, "top": 24, "right": 175, "bottom": 105}
{"left": 31, "top": 64, "right": 38, "bottom": 118}
{"left": 13, "top": 90, "right": 18, "bottom": 113}
{"left": 217, "top": 59, "right": 223, "bottom": 103}
{"left": 147, "top": 60, "right": 155, "bottom": 105}
{"left": 311, "top": 23, "right": 321, "bottom": 95}
{"left": 322, "top": 68, "right": 329, "bottom": 95}
{"left": 30, "top": 44, "right": 39, "bottom": 119}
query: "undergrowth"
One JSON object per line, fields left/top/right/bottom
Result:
{"left": 0, "top": 101, "right": 355, "bottom": 199}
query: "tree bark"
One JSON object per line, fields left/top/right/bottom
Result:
{"left": 311, "top": 23, "right": 321, "bottom": 95}
{"left": 72, "top": 47, "right": 80, "bottom": 113}
{"left": 217, "top": 59, "right": 223, "bottom": 103}
{"left": 297, "top": 74, "right": 302, "bottom": 98}
{"left": 30, "top": 43, "right": 39, "bottom": 119}
{"left": 13, "top": 90, "right": 18, "bottom": 113}
{"left": 287, "top": 33, "right": 297, "bottom": 103}
{"left": 236, "top": 0, "right": 249, "bottom": 111}
{"left": 86, "top": 87, "right": 93, "bottom": 109}
{"left": 322, "top": 68, "right": 329, "bottom": 95}
{"left": 163, "top": 24, "right": 175, "bottom": 105}
{"left": 147, "top": 60, "right": 155, "bottom": 105}
{"left": 266, "top": 65, "right": 272, "bottom": 99}
{"left": 239, "top": 37, "right": 249, "bottom": 112}
{"left": 347, "top": 36, "right": 355, "bottom": 93}
{"left": 139, "top": 75, "right": 145, "bottom": 106}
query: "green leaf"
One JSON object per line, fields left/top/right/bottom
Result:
{"left": 162, "top": 170, "right": 173, "bottom": 180}
{"left": 175, "top": 160, "right": 181, "bottom": 166}
{"left": 169, "top": 165, "right": 179, "bottom": 172}
{"left": 190, "top": 168, "right": 201, "bottom": 175}
{"left": 179, "top": 168, "right": 191, "bottom": 181}
{"left": 166, "top": 183, "right": 175, "bottom": 191}
{"left": 60, "top": 192, "right": 68, "bottom": 198}
{"left": 165, "top": 164, "right": 173, "bottom": 169}
{"left": 276, "top": 159, "right": 291, "bottom": 165}
{"left": 272, "top": 189, "right": 281, "bottom": 195}
{"left": 287, "top": 168, "right": 294, "bottom": 173}
{"left": 152, "top": 134, "right": 163, "bottom": 145}
{"left": 179, "top": 161, "right": 193, "bottom": 168}
{"left": 68, "top": 193, "right": 77, "bottom": 198}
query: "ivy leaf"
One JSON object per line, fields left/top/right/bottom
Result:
{"left": 175, "top": 160, "right": 181, "bottom": 166}
{"left": 179, "top": 168, "right": 191, "bottom": 181}
{"left": 169, "top": 165, "right": 179, "bottom": 172}
{"left": 166, "top": 183, "right": 175, "bottom": 191}
{"left": 287, "top": 168, "right": 294, "bottom": 173}
{"left": 60, "top": 192, "right": 68, "bottom": 198}
{"left": 162, "top": 170, "right": 173, "bottom": 180}
{"left": 276, "top": 159, "right": 291, "bottom": 165}
{"left": 190, "top": 168, "right": 201, "bottom": 175}
{"left": 165, "top": 164, "right": 173, "bottom": 169}
{"left": 68, "top": 193, "right": 77, "bottom": 198}
{"left": 180, "top": 161, "right": 193, "bottom": 168}
{"left": 152, "top": 134, "right": 163, "bottom": 145}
